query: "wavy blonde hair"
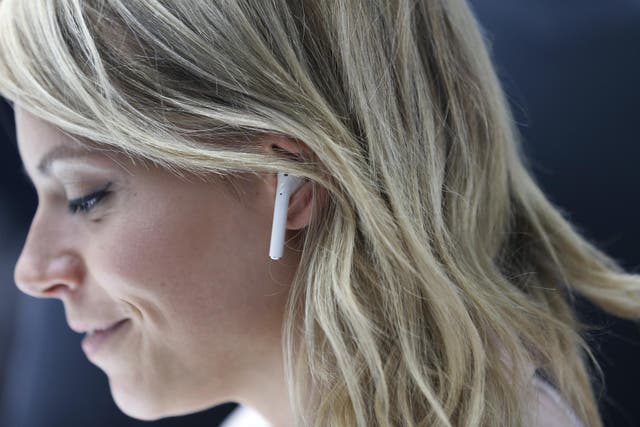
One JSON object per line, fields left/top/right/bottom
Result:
{"left": 1, "top": 0, "right": 639, "bottom": 426}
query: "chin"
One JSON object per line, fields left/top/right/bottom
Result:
{"left": 109, "top": 378, "right": 217, "bottom": 421}
{"left": 112, "top": 395, "right": 160, "bottom": 421}
{"left": 108, "top": 377, "right": 170, "bottom": 421}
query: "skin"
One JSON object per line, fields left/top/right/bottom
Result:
{"left": 12, "top": 105, "right": 323, "bottom": 426}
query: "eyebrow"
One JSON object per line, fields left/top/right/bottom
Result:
{"left": 21, "top": 145, "right": 101, "bottom": 181}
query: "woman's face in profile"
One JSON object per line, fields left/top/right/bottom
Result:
{"left": 12, "top": 106, "right": 298, "bottom": 419}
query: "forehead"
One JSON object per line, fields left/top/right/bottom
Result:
{"left": 14, "top": 105, "right": 140, "bottom": 178}
{"left": 14, "top": 106, "right": 102, "bottom": 163}
{"left": 15, "top": 105, "right": 74, "bottom": 153}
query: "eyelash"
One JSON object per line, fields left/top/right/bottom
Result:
{"left": 68, "top": 182, "right": 113, "bottom": 215}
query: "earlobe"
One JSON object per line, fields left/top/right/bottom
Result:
{"left": 284, "top": 178, "right": 316, "bottom": 230}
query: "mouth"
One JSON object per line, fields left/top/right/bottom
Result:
{"left": 81, "top": 318, "right": 130, "bottom": 357}
{"left": 85, "top": 319, "right": 127, "bottom": 336}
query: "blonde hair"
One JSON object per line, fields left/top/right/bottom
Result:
{"left": 1, "top": 0, "right": 638, "bottom": 425}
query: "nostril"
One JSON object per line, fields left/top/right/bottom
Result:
{"left": 43, "top": 283, "right": 69, "bottom": 295}
{"left": 13, "top": 251, "right": 83, "bottom": 297}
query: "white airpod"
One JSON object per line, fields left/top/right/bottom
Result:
{"left": 269, "top": 172, "right": 306, "bottom": 260}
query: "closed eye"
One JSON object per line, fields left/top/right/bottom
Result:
{"left": 68, "top": 182, "right": 113, "bottom": 215}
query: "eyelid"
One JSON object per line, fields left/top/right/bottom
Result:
{"left": 69, "top": 181, "right": 111, "bottom": 200}
{"left": 68, "top": 182, "right": 113, "bottom": 214}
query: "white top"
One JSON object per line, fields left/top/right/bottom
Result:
{"left": 218, "top": 375, "right": 583, "bottom": 427}
{"left": 218, "top": 405, "right": 272, "bottom": 427}
{"left": 529, "top": 375, "right": 585, "bottom": 427}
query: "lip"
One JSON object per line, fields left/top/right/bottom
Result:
{"left": 69, "top": 318, "right": 128, "bottom": 334}
{"left": 81, "top": 318, "right": 130, "bottom": 357}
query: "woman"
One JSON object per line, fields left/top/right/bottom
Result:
{"left": 0, "top": 0, "right": 637, "bottom": 426}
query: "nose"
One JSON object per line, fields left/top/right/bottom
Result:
{"left": 13, "top": 211, "right": 83, "bottom": 299}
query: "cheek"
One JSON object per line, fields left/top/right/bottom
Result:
{"left": 91, "top": 188, "right": 278, "bottom": 338}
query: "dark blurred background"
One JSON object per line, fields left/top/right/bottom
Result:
{"left": 1, "top": 1, "right": 639, "bottom": 426}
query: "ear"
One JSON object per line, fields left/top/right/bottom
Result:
{"left": 257, "top": 134, "right": 326, "bottom": 231}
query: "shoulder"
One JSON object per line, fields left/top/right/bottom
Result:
{"left": 219, "top": 405, "right": 272, "bottom": 427}
{"left": 494, "top": 338, "right": 586, "bottom": 427}
{"left": 527, "top": 375, "right": 585, "bottom": 427}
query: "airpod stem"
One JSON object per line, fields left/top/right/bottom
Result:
{"left": 269, "top": 172, "right": 305, "bottom": 260}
